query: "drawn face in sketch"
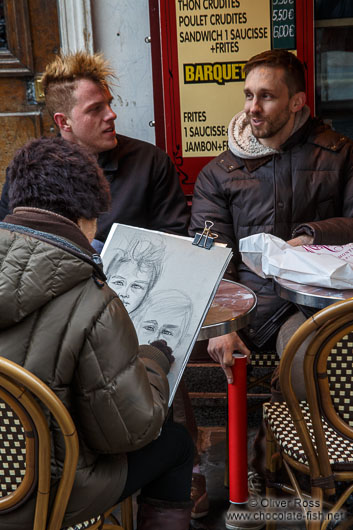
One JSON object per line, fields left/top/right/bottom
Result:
{"left": 108, "top": 261, "right": 151, "bottom": 313}
{"left": 105, "top": 238, "right": 165, "bottom": 316}
{"left": 137, "top": 290, "right": 193, "bottom": 351}
{"left": 139, "top": 311, "right": 185, "bottom": 350}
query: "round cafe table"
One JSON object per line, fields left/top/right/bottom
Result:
{"left": 198, "top": 279, "right": 257, "bottom": 341}
{"left": 198, "top": 279, "right": 257, "bottom": 504}
{"left": 274, "top": 277, "right": 353, "bottom": 309}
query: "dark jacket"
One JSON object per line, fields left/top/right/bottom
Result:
{"left": 0, "top": 209, "right": 170, "bottom": 529}
{"left": 190, "top": 117, "right": 353, "bottom": 347}
{"left": 96, "top": 135, "right": 190, "bottom": 241}
{"left": 0, "top": 134, "right": 190, "bottom": 240}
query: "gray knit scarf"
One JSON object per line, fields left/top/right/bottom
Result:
{"left": 228, "top": 105, "right": 311, "bottom": 159}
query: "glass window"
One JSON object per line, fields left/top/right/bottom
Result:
{"left": 315, "top": 1, "right": 353, "bottom": 139}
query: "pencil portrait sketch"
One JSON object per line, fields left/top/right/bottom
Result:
{"left": 136, "top": 289, "right": 193, "bottom": 352}
{"left": 104, "top": 236, "right": 165, "bottom": 321}
{"left": 101, "top": 223, "right": 233, "bottom": 405}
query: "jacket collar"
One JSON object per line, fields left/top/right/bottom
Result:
{"left": 98, "top": 139, "right": 119, "bottom": 172}
{"left": 216, "top": 150, "right": 274, "bottom": 173}
{"left": 2, "top": 208, "right": 106, "bottom": 280}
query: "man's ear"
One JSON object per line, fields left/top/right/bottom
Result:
{"left": 290, "top": 91, "right": 306, "bottom": 113}
{"left": 54, "top": 112, "right": 72, "bottom": 132}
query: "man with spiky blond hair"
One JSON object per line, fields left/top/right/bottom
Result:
{"left": 0, "top": 51, "right": 189, "bottom": 249}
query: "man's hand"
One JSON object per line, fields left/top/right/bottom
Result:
{"left": 207, "top": 331, "right": 250, "bottom": 384}
{"left": 287, "top": 234, "right": 314, "bottom": 247}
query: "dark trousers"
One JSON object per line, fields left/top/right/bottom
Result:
{"left": 119, "top": 420, "right": 194, "bottom": 503}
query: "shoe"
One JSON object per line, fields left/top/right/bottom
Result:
{"left": 248, "top": 470, "right": 265, "bottom": 496}
{"left": 190, "top": 472, "right": 209, "bottom": 519}
{"left": 225, "top": 499, "right": 265, "bottom": 530}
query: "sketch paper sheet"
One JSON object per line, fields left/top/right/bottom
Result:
{"left": 102, "top": 224, "right": 232, "bottom": 406}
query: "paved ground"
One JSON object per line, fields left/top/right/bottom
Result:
{"left": 186, "top": 362, "right": 307, "bottom": 530}
{"left": 114, "top": 361, "right": 310, "bottom": 529}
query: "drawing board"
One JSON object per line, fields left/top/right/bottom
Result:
{"left": 102, "top": 224, "right": 232, "bottom": 405}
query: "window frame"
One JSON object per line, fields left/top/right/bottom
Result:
{"left": 0, "top": 0, "right": 33, "bottom": 76}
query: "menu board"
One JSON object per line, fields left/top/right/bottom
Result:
{"left": 271, "top": 0, "right": 296, "bottom": 50}
{"left": 176, "top": 0, "right": 271, "bottom": 161}
{"left": 154, "top": 0, "right": 303, "bottom": 194}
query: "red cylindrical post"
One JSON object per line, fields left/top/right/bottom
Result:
{"left": 228, "top": 353, "right": 248, "bottom": 504}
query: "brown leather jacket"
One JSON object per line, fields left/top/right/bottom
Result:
{"left": 190, "top": 117, "right": 353, "bottom": 347}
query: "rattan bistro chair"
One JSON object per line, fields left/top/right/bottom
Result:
{"left": 248, "top": 350, "right": 279, "bottom": 401}
{"left": 0, "top": 356, "right": 132, "bottom": 530}
{"left": 264, "top": 298, "right": 353, "bottom": 529}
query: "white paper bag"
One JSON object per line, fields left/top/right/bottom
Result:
{"left": 239, "top": 233, "right": 353, "bottom": 289}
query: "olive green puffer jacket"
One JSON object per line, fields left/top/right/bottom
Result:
{"left": 0, "top": 222, "right": 170, "bottom": 528}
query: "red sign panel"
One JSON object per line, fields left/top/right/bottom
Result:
{"left": 149, "top": 0, "right": 314, "bottom": 196}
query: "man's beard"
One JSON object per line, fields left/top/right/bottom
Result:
{"left": 246, "top": 106, "right": 291, "bottom": 139}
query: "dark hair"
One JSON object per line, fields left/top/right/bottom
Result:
{"left": 244, "top": 50, "right": 306, "bottom": 96}
{"left": 8, "top": 137, "right": 110, "bottom": 222}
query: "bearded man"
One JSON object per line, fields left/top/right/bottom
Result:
{"left": 190, "top": 49, "right": 353, "bottom": 382}
{"left": 190, "top": 49, "right": 353, "bottom": 529}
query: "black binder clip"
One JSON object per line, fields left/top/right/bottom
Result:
{"left": 192, "top": 220, "right": 218, "bottom": 250}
